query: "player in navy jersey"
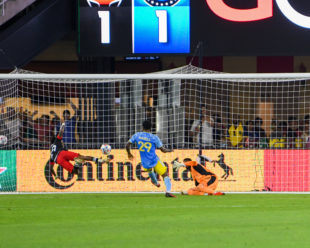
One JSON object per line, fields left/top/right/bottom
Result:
{"left": 49, "top": 123, "right": 112, "bottom": 178}
{"left": 126, "top": 120, "right": 176, "bottom": 197}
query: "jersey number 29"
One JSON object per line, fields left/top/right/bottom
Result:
{"left": 138, "top": 141, "right": 152, "bottom": 152}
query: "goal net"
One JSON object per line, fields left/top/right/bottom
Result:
{"left": 1, "top": 65, "right": 310, "bottom": 193}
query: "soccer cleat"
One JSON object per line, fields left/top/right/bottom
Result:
{"left": 151, "top": 181, "right": 160, "bottom": 188}
{"left": 74, "top": 162, "right": 83, "bottom": 169}
{"left": 165, "top": 192, "right": 176, "bottom": 198}
{"left": 72, "top": 163, "right": 83, "bottom": 175}
{"left": 214, "top": 192, "right": 225, "bottom": 196}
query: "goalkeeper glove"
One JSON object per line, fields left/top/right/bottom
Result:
{"left": 172, "top": 159, "right": 185, "bottom": 171}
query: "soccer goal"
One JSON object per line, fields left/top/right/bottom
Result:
{"left": 1, "top": 65, "right": 310, "bottom": 193}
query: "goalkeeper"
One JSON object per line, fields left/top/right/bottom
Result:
{"left": 172, "top": 155, "right": 224, "bottom": 196}
{"left": 49, "top": 123, "right": 112, "bottom": 178}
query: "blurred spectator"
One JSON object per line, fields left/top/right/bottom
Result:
{"left": 254, "top": 117, "right": 267, "bottom": 138}
{"left": 270, "top": 121, "right": 287, "bottom": 148}
{"left": 145, "top": 106, "right": 156, "bottom": 132}
{"left": 243, "top": 120, "right": 259, "bottom": 148}
{"left": 301, "top": 115, "right": 310, "bottom": 149}
{"left": 227, "top": 115, "right": 244, "bottom": 148}
{"left": 0, "top": 107, "right": 9, "bottom": 149}
{"left": 271, "top": 119, "right": 277, "bottom": 134}
{"left": 254, "top": 117, "right": 268, "bottom": 148}
{"left": 212, "top": 114, "right": 226, "bottom": 148}
{"left": 55, "top": 100, "right": 79, "bottom": 148}
{"left": 20, "top": 110, "right": 42, "bottom": 149}
{"left": 287, "top": 116, "right": 303, "bottom": 148}
{"left": 0, "top": 106, "right": 8, "bottom": 136}
{"left": 33, "top": 114, "right": 53, "bottom": 148}
{"left": 4, "top": 107, "right": 21, "bottom": 149}
{"left": 299, "top": 118, "right": 305, "bottom": 133}
{"left": 219, "top": 127, "right": 230, "bottom": 148}
{"left": 190, "top": 105, "right": 214, "bottom": 149}
{"left": 50, "top": 110, "right": 61, "bottom": 136}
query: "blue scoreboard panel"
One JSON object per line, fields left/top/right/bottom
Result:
{"left": 79, "top": 0, "right": 310, "bottom": 56}
{"left": 132, "top": 0, "right": 190, "bottom": 53}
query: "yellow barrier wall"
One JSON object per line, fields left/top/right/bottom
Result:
{"left": 3, "top": 98, "right": 79, "bottom": 118}
{"left": 17, "top": 150, "right": 264, "bottom": 192}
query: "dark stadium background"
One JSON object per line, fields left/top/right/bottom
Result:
{"left": 0, "top": 0, "right": 310, "bottom": 73}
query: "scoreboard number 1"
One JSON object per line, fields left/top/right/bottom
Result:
{"left": 94, "top": 2, "right": 189, "bottom": 53}
{"left": 98, "top": 11, "right": 110, "bottom": 44}
{"left": 156, "top": 10, "right": 168, "bottom": 43}
{"left": 98, "top": 10, "right": 168, "bottom": 45}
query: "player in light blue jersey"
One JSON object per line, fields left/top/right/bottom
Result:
{"left": 126, "top": 120, "right": 176, "bottom": 197}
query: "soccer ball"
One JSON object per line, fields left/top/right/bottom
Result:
{"left": 100, "top": 144, "right": 111, "bottom": 155}
{"left": 0, "top": 135, "right": 7, "bottom": 145}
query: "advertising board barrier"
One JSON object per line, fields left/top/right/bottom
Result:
{"left": 264, "top": 150, "right": 310, "bottom": 191}
{"left": 0, "top": 150, "right": 17, "bottom": 192}
{"left": 17, "top": 149, "right": 264, "bottom": 192}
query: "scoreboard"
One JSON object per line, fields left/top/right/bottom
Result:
{"left": 78, "top": 0, "right": 189, "bottom": 55}
{"left": 78, "top": 0, "right": 310, "bottom": 56}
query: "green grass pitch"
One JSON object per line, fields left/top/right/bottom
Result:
{"left": 1, "top": 194, "right": 310, "bottom": 248}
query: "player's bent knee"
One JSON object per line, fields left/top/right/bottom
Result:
{"left": 207, "top": 175, "right": 217, "bottom": 186}
{"left": 161, "top": 171, "right": 168, "bottom": 178}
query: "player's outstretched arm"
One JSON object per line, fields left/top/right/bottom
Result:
{"left": 197, "top": 154, "right": 214, "bottom": 164}
{"left": 74, "top": 154, "right": 112, "bottom": 165}
{"left": 126, "top": 142, "right": 134, "bottom": 160}
{"left": 160, "top": 146, "right": 173, "bottom": 153}
{"left": 49, "top": 161, "right": 58, "bottom": 179}
{"left": 69, "top": 100, "right": 79, "bottom": 118}
{"left": 50, "top": 110, "right": 60, "bottom": 120}
{"left": 58, "top": 123, "right": 65, "bottom": 137}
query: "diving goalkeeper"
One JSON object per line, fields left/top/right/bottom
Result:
{"left": 172, "top": 155, "right": 224, "bottom": 196}
{"left": 49, "top": 123, "right": 112, "bottom": 177}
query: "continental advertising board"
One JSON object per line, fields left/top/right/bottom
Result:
{"left": 17, "top": 150, "right": 264, "bottom": 192}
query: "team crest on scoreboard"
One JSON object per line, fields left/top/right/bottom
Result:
{"left": 86, "top": 0, "right": 123, "bottom": 7}
{"left": 144, "top": 0, "right": 180, "bottom": 7}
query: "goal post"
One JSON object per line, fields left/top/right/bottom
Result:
{"left": 1, "top": 65, "right": 310, "bottom": 193}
